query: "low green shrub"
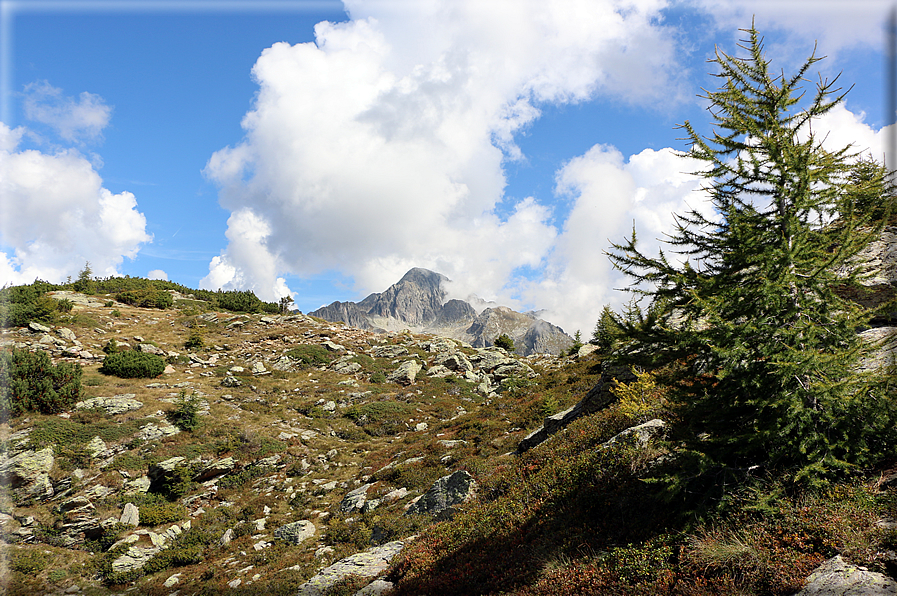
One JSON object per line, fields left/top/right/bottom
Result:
{"left": 139, "top": 499, "right": 186, "bottom": 526}
{"left": 345, "top": 401, "right": 413, "bottom": 437}
{"left": 99, "top": 350, "right": 165, "bottom": 378}
{"left": 286, "top": 344, "right": 334, "bottom": 368}
{"left": 166, "top": 391, "right": 202, "bottom": 431}
{"left": 0, "top": 348, "right": 82, "bottom": 419}
{"left": 184, "top": 328, "right": 204, "bottom": 350}
{"left": 0, "top": 280, "right": 62, "bottom": 327}
{"left": 494, "top": 333, "right": 515, "bottom": 352}
{"left": 114, "top": 289, "right": 173, "bottom": 309}
{"left": 9, "top": 548, "right": 49, "bottom": 574}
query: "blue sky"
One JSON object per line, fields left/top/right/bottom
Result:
{"left": 0, "top": 0, "right": 894, "bottom": 335}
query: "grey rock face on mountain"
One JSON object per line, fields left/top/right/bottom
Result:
{"left": 311, "top": 268, "right": 572, "bottom": 355}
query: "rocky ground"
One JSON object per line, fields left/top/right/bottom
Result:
{"left": 2, "top": 291, "right": 893, "bottom": 596}
{"left": 0, "top": 292, "right": 585, "bottom": 595}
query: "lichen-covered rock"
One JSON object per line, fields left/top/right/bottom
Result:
{"left": 372, "top": 345, "right": 410, "bottom": 359}
{"left": 339, "top": 483, "right": 372, "bottom": 513}
{"left": 111, "top": 546, "right": 161, "bottom": 574}
{"left": 137, "top": 343, "right": 166, "bottom": 356}
{"left": 792, "top": 555, "right": 897, "bottom": 595}
{"left": 136, "top": 421, "right": 180, "bottom": 442}
{"left": 296, "top": 540, "right": 406, "bottom": 596}
{"left": 388, "top": 360, "right": 422, "bottom": 385}
{"left": 405, "top": 470, "right": 476, "bottom": 518}
{"left": 86, "top": 436, "right": 108, "bottom": 458}
{"left": 274, "top": 520, "right": 316, "bottom": 545}
{"left": 435, "top": 351, "right": 473, "bottom": 373}
{"left": 192, "top": 457, "right": 235, "bottom": 482}
{"left": 0, "top": 447, "right": 55, "bottom": 500}
{"left": 120, "top": 502, "right": 139, "bottom": 526}
{"left": 602, "top": 419, "right": 666, "bottom": 448}
{"left": 76, "top": 394, "right": 144, "bottom": 415}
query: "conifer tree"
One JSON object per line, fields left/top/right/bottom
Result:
{"left": 608, "top": 26, "right": 897, "bottom": 479}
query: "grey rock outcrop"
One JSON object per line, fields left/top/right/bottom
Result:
{"left": 388, "top": 360, "right": 422, "bottom": 385}
{"left": 0, "top": 447, "right": 55, "bottom": 500}
{"left": 340, "top": 484, "right": 373, "bottom": 513}
{"left": 406, "top": 470, "right": 476, "bottom": 518}
{"left": 120, "top": 503, "right": 139, "bottom": 526}
{"left": 192, "top": 457, "right": 235, "bottom": 482}
{"left": 274, "top": 520, "right": 316, "bottom": 545}
{"left": 296, "top": 540, "right": 407, "bottom": 596}
{"left": 792, "top": 555, "right": 897, "bottom": 595}
{"left": 518, "top": 363, "right": 635, "bottom": 452}
{"left": 602, "top": 419, "right": 666, "bottom": 448}
{"left": 76, "top": 394, "right": 143, "bottom": 415}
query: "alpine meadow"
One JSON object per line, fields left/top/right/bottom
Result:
{"left": 3, "top": 22, "right": 897, "bottom": 596}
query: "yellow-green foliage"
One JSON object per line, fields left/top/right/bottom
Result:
{"left": 611, "top": 368, "right": 667, "bottom": 423}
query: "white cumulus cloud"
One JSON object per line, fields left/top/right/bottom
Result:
{"left": 147, "top": 270, "right": 168, "bottom": 281}
{"left": 202, "top": 0, "right": 682, "bottom": 303}
{"left": 0, "top": 121, "right": 151, "bottom": 286}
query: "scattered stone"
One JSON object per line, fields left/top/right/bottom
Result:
{"left": 28, "top": 321, "right": 52, "bottom": 334}
{"left": 296, "top": 540, "right": 407, "bottom": 596}
{"left": 333, "top": 359, "right": 363, "bottom": 375}
{"left": 322, "top": 340, "right": 346, "bottom": 352}
{"left": 137, "top": 343, "right": 166, "bottom": 356}
{"left": 56, "top": 327, "right": 77, "bottom": 341}
{"left": 388, "top": 360, "right": 422, "bottom": 385}
{"left": 437, "top": 439, "right": 467, "bottom": 449}
{"left": 120, "top": 502, "right": 139, "bottom": 526}
{"left": 221, "top": 375, "right": 242, "bottom": 387}
{"left": 76, "top": 394, "right": 143, "bottom": 415}
{"left": 136, "top": 421, "right": 180, "bottom": 442}
{"left": 220, "top": 528, "right": 234, "bottom": 545}
{"left": 372, "top": 345, "right": 409, "bottom": 359}
{"left": 792, "top": 555, "right": 897, "bottom": 595}
{"left": 340, "top": 484, "right": 373, "bottom": 513}
{"left": 602, "top": 419, "right": 666, "bottom": 449}
{"left": 405, "top": 471, "right": 476, "bottom": 518}
{"left": 274, "top": 520, "right": 316, "bottom": 545}
{"left": 123, "top": 475, "right": 151, "bottom": 494}
{"left": 252, "top": 362, "right": 267, "bottom": 375}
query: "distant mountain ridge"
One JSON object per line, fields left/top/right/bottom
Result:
{"left": 310, "top": 268, "right": 573, "bottom": 355}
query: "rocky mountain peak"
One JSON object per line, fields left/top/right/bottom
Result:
{"left": 311, "top": 268, "right": 573, "bottom": 355}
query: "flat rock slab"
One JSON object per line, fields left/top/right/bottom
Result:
{"left": 76, "top": 394, "right": 143, "bottom": 415}
{"left": 297, "top": 540, "right": 406, "bottom": 596}
{"left": 793, "top": 555, "right": 897, "bottom": 595}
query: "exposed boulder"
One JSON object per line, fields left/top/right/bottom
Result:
{"left": 0, "top": 447, "right": 55, "bottom": 500}
{"left": 76, "top": 394, "right": 143, "bottom": 415}
{"left": 137, "top": 343, "right": 166, "bottom": 356}
{"left": 274, "top": 520, "right": 316, "bottom": 545}
{"left": 120, "top": 502, "right": 139, "bottom": 526}
{"left": 405, "top": 470, "right": 476, "bottom": 519}
{"left": 340, "top": 483, "right": 373, "bottom": 513}
{"left": 296, "top": 540, "right": 407, "bottom": 596}
{"left": 388, "top": 360, "right": 422, "bottom": 385}
{"left": 193, "top": 457, "right": 235, "bottom": 482}
{"left": 602, "top": 419, "right": 666, "bottom": 448}
{"left": 792, "top": 555, "right": 897, "bottom": 595}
